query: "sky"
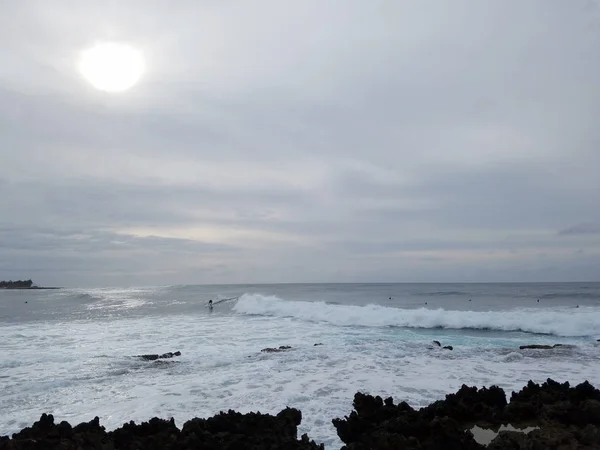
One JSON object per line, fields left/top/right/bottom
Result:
{"left": 1, "top": 1, "right": 599, "bottom": 287}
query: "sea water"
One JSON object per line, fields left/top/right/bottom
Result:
{"left": 1, "top": 283, "right": 599, "bottom": 448}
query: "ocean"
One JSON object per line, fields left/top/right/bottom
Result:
{"left": 1, "top": 282, "right": 600, "bottom": 448}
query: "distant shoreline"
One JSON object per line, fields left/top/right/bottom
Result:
{"left": 0, "top": 287, "right": 61, "bottom": 290}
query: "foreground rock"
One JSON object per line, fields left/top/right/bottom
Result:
{"left": 4, "top": 379, "right": 600, "bottom": 449}
{"left": 333, "top": 379, "right": 600, "bottom": 449}
{"left": 135, "top": 351, "right": 181, "bottom": 361}
{"left": 0, "top": 409, "right": 323, "bottom": 450}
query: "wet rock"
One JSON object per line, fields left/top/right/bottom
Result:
{"left": 314, "top": 343, "right": 323, "bottom": 346}
{"left": 135, "top": 351, "right": 181, "bottom": 361}
{"left": 552, "top": 344, "right": 577, "bottom": 348}
{"left": 519, "top": 345, "right": 554, "bottom": 350}
{"left": 486, "top": 429, "right": 529, "bottom": 449}
{"left": 488, "top": 424, "right": 600, "bottom": 449}
{"left": 432, "top": 340, "right": 441, "bottom": 346}
{"left": 261, "top": 345, "right": 292, "bottom": 353}
{"left": 443, "top": 346, "right": 454, "bottom": 350}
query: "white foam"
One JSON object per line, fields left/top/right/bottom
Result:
{"left": 233, "top": 294, "right": 600, "bottom": 337}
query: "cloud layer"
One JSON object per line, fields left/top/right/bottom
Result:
{"left": 1, "top": 1, "right": 599, "bottom": 286}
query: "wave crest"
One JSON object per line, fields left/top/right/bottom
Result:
{"left": 233, "top": 294, "right": 600, "bottom": 337}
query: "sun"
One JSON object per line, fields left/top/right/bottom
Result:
{"left": 78, "top": 42, "right": 145, "bottom": 93}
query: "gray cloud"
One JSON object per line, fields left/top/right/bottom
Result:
{"left": 1, "top": 1, "right": 600, "bottom": 286}
{"left": 558, "top": 223, "right": 600, "bottom": 236}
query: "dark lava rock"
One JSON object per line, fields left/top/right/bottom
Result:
{"left": 180, "top": 407, "right": 322, "bottom": 449}
{"left": 443, "top": 346, "right": 454, "bottom": 350}
{"left": 488, "top": 424, "right": 600, "bottom": 449}
{"left": 261, "top": 345, "right": 292, "bottom": 353}
{"left": 519, "top": 344, "right": 577, "bottom": 350}
{"left": 505, "top": 379, "right": 600, "bottom": 426}
{"left": 109, "top": 417, "right": 180, "bottom": 449}
{"left": 333, "top": 379, "right": 600, "bottom": 449}
{"left": 432, "top": 340, "right": 441, "bottom": 347}
{"left": 519, "top": 345, "right": 554, "bottom": 350}
{"left": 333, "top": 393, "right": 484, "bottom": 449}
{"left": 3, "top": 414, "right": 109, "bottom": 450}
{"left": 1, "top": 408, "right": 322, "bottom": 450}
{"left": 423, "top": 384, "right": 507, "bottom": 424}
{"left": 136, "top": 351, "right": 182, "bottom": 361}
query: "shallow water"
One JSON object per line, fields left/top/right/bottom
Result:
{"left": 1, "top": 283, "right": 599, "bottom": 448}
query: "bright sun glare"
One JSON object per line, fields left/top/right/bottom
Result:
{"left": 78, "top": 42, "right": 145, "bottom": 93}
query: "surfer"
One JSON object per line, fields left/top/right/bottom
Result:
{"left": 208, "top": 299, "right": 213, "bottom": 309}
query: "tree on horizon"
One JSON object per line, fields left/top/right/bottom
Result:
{"left": 0, "top": 279, "right": 34, "bottom": 288}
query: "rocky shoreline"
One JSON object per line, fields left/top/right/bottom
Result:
{"left": 2, "top": 378, "right": 599, "bottom": 449}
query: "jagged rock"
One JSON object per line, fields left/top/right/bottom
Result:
{"left": 430, "top": 341, "right": 452, "bottom": 350}
{"left": 423, "top": 384, "right": 507, "bottom": 424}
{"left": 180, "top": 407, "right": 322, "bottom": 449}
{"left": 519, "top": 345, "right": 554, "bottom": 350}
{"left": 4, "top": 414, "right": 109, "bottom": 450}
{"left": 135, "top": 351, "right": 181, "bottom": 361}
{"left": 261, "top": 345, "right": 292, "bottom": 353}
{"left": 1, "top": 409, "right": 323, "bottom": 450}
{"left": 505, "top": 379, "right": 600, "bottom": 427}
{"left": 109, "top": 417, "right": 180, "bottom": 449}
{"left": 5, "top": 380, "right": 600, "bottom": 450}
{"left": 334, "top": 380, "right": 600, "bottom": 449}
{"left": 333, "top": 393, "right": 485, "bottom": 449}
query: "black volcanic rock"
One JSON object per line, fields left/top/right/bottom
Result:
{"left": 179, "top": 407, "right": 321, "bottom": 449}
{"left": 4, "top": 379, "right": 600, "bottom": 449}
{"left": 1, "top": 409, "right": 322, "bottom": 450}
{"left": 423, "top": 384, "right": 507, "bottom": 424}
{"left": 135, "top": 351, "right": 181, "bottom": 361}
{"left": 505, "top": 379, "right": 600, "bottom": 426}
{"left": 333, "top": 379, "right": 600, "bottom": 450}
{"left": 519, "top": 344, "right": 554, "bottom": 349}
{"left": 261, "top": 345, "right": 292, "bottom": 353}
{"left": 332, "top": 393, "right": 484, "bottom": 449}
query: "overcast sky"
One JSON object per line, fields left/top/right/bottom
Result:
{"left": 1, "top": 1, "right": 599, "bottom": 287}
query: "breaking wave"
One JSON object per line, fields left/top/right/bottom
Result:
{"left": 233, "top": 294, "right": 600, "bottom": 337}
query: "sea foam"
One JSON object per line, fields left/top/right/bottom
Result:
{"left": 233, "top": 294, "right": 600, "bottom": 337}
